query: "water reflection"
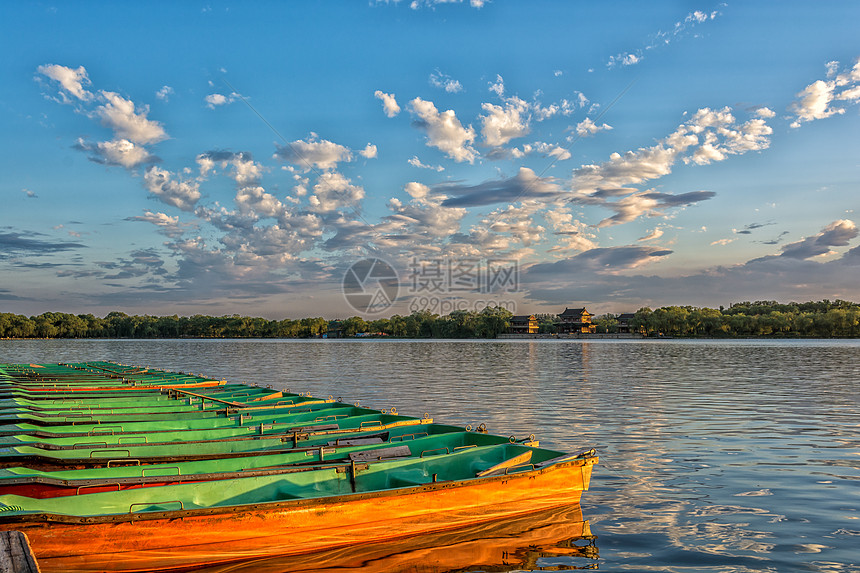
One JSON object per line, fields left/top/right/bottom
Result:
{"left": 192, "top": 503, "right": 597, "bottom": 572}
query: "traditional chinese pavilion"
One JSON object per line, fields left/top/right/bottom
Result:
{"left": 557, "top": 308, "right": 596, "bottom": 334}
{"left": 509, "top": 315, "right": 539, "bottom": 334}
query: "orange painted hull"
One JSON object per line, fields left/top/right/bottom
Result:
{"left": 8, "top": 457, "right": 596, "bottom": 573}
{"left": 194, "top": 502, "right": 594, "bottom": 573}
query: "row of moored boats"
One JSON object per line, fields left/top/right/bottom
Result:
{"left": 0, "top": 361, "right": 597, "bottom": 572}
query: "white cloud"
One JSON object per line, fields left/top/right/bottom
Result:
{"left": 235, "top": 185, "right": 283, "bottom": 219}
{"left": 789, "top": 60, "right": 860, "bottom": 128}
{"left": 608, "top": 52, "right": 641, "bottom": 68}
{"left": 205, "top": 92, "right": 240, "bottom": 108}
{"left": 229, "top": 153, "right": 263, "bottom": 185}
{"left": 76, "top": 137, "right": 156, "bottom": 168}
{"left": 374, "top": 90, "right": 401, "bottom": 117}
{"left": 37, "top": 64, "right": 93, "bottom": 102}
{"left": 690, "top": 142, "right": 725, "bottom": 165}
{"left": 480, "top": 96, "right": 530, "bottom": 147}
{"left": 685, "top": 10, "right": 712, "bottom": 23}
{"left": 483, "top": 201, "right": 546, "bottom": 247}
{"left": 196, "top": 154, "right": 216, "bottom": 178}
{"left": 96, "top": 92, "right": 168, "bottom": 145}
{"left": 532, "top": 101, "right": 560, "bottom": 121}
{"left": 409, "top": 97, "right": 477, "bottom": 163}
{"left": 386, "top": 181, "right": 466, "bottom": 240}
{"left": 574, "top": 117, "right": 613, "bottom": 137}
{"left": 38, "top": 65, "right": 167, "bottom": 174}
{"left": 307, "top": 171, "right": 365, "bottom": 214}
{"left": 544, "top": 207, "right": 597, "bottom": 253}
{"left": 488, "top": 75, "right": 505, "bottom": 97}
{"left": 568, "top": 106, "right": 771, "bottom": 227}
{"left": 838, "top": 86, "right": 860, "bottom": 101}
{"left": 711, "top": 237, "right": 735, "bottom": 246}
{"left": 194, "top": 151, "right": 264, "bottom": 185}
{"left": 405, "top": 0, "right": 489, "bottom": 9}
{"left": 408, "top": 156, "right": 445, "bottom": 171}
{"left": 144, "top": 166, "right": 201, "bottom": 211}
{"left": 838, "top": 58, "right": 860, "bottom": 84}
{"left": 529, "top": 142, "right": 570, "bottom": 161}
{"left": 430, "top": 71, "right": 464, "bottom": 93}
{"left": 156, "top": 86, "right": 174, "bottom": 102}
{"left": 274, "top": 134, "right": 353, "bottom": 171}
{"left": 638, "top": 228, "right": 664, "bottom": 242}
{"left": 360, "top": 143, "right": 378, "bottom": 159}
{"left": 789, "top": 80, "right": 843, "bottom": 127}
{"left": 594, "top": 192, "right": 662, "bottom": 227}
{"left": 572, "top": 106, "right": 771, "bottom": 206}
{"left": 126, "top": 210, "right": 187, "bottom": 238}
{"left": 606, "top": 8, "right": 720, "bottom": 69}
{"left": 404, "top": 181, "right": 430, "bottom": 200}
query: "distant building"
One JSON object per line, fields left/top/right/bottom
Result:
{"left": 557, "top": 307, "right": 596, "bottom": 334}
{"left": 509, "top": 315, "right": 538, "bottom": 335}
{"left": 616, "top": 313, "right": 636, "bottom": 334}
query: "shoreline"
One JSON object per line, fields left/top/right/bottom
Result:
{"left": 3, "top": 334, "right": 859, "bottom": 341}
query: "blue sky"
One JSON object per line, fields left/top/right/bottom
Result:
{"left": 2, "top": 1, "right": 860, "bottom": 319}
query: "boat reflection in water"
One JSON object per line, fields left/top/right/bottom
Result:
{"left": 195, "top": 503, "right": 597, "bottom": 572}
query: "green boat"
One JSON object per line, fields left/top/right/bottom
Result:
{"left": 0, "top": 427, "right": 543, "bottom": 498}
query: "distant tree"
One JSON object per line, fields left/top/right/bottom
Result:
{"left": 475, "top": 306, "right": 513, "bottom": 338}
{"left": 593, "top": 313, "right": 618, "bottom": 334}
{"left": 632, "top": 307, "right": 654, "bottom": 336}
{"left": 342, "top": 316, "right": 368, "bottom": 337}
{"left": 535, "top": 313, "right": 558, "bottom": 334}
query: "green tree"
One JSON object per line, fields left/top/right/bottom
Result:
{"left": 632, "top": 307, "right": 654, "bottom": 336}
{"left": 475, "top": 306, "right": 513, "bottom": 338}
{"left": 341, "top": 316, "right": 368, "bottom": 337}
{"left": 535, "top": 313, "right": 558, "bottom": 334}
{"left": 593, "top": 313, "right": 618, "bottom": 334}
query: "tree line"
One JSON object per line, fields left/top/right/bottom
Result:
{"left": 1, "top": 300, "right": 859, "bottom": 339}
{"left": 593, "top": 300, "right": 860, "bottom": 338}
{"left": 0, "top": 307, "right": 513, "bottom": 339}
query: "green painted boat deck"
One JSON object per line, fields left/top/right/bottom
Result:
{"left": 0, "top": 361, "right": 594, "bottom": 520}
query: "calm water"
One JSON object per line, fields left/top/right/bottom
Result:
{"left": 2, "top": 338, "right": 859, "bottom": 572}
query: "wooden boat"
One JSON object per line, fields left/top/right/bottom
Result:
{"left": 0, "top": 397, "right": 343, "bottom": 438}
{"left": 191, "top": 502, "right": 596, "bottom": 573}
{"left": 0, "top": 362, "right": 598, "bottom": 572}
{"left": 0, "top": 413, "right": 444, "bottom": 470}
{"left": 0, "top": 427, "right": 534, "bottom": 498}
{"left": 1, "top": 446, "right": 596, "bottom": 572}
{"left": 0, "top": 404, "right": 396, "bottom": 448}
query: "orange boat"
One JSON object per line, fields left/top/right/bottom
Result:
{"left": 193, "top": 502, "right": 597, "bottom": 573}
{"left": 1, "top": 447, "right": 596, "bottom": 572}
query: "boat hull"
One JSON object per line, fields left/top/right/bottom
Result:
{"left": 192, "top": 502, "right": 593, "bottom": 573}
{"left": 6, "top": 457, "right": 595, "bottom": 573}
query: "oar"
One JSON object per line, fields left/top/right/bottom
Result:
{"left": 476, "top": 450, "right": 533, "bottom": 477}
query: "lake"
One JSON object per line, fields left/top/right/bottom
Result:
{"left": 2, "top": 338, "right": 858, "bottom": 572}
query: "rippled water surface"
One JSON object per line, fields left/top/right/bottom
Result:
{"left": 2, "top": 338, "right": 859, "bottom": 572}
